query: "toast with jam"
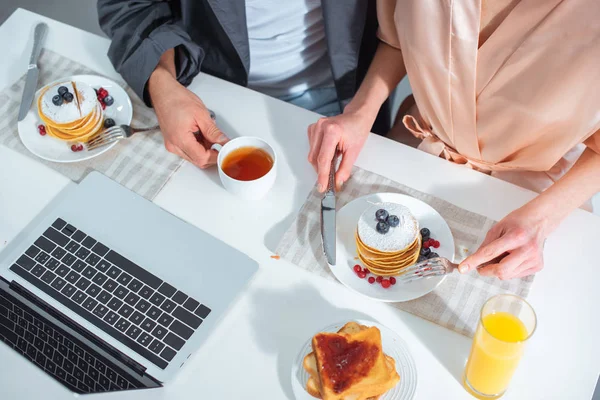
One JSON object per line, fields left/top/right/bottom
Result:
{"left": 303, "top": 322, "right": 399, "bottom": 399}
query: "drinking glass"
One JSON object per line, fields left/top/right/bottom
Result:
{"left": 463, "top": 294, "right": 537, "bottom": 399}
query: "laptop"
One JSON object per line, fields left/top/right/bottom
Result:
{"left": 0, "top": 171, "right": 258, "bottom": 394}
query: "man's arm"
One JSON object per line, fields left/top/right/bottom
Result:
{"left": 97, "top": 0, "right": 204, "bottom": 105}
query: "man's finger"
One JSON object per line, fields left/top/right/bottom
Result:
{"left": 316, "top": 127, "right": 340, "bottom": 192}
{"left": 335, "top": 147, "right": 359, "bottom": 190}
{"left": 459, "top": 231, "right": 523, "bottom": 273}
{"left": 197, "top": 115, "right": 229, "bottom": 145}
{"left": 180, "top": 133, "right": 217, "bottom": 169}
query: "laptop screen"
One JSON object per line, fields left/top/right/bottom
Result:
{"left": 0, "top": 278, "right": 160, "bottom": 394}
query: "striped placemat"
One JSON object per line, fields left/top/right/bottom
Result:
{"left": 276, "top": 166, "right": 534, "bottom": 337}
{"left": 0, "top": 49, "right": 182, "bottom": 200}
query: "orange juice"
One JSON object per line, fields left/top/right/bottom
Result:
{"left": 464, "top": 312, "right": 529, "bottom": 398}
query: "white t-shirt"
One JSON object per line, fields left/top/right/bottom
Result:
{"left": 245, "top": 0, "right": 335, "bottom": 98}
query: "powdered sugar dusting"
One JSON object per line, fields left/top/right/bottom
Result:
{"left": 357, "top": 202, "right": 419, "bottom": 252}
{"left": 40, "top": 81, "right": 97, "bottom": 124}
{"left": 40, "top": 82, "right": 79, "bottom": 123}
{"left": 74, "top": 81, "right": 97, "bottom": 118}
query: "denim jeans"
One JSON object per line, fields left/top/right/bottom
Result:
{"left": 278, "top": 87, "right": 341, "bottom": 117}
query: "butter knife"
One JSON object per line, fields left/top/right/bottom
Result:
{"left": 321, "top": 153, "right": 338, "bottom": 266}
{"left": 18, "top": 22, "right": 48, "bottom": 121}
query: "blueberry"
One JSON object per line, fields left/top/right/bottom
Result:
{"left": 103, "top": 95, "right": 114, "bottom": 106}
{"left": 420, "top": 247, "right": 431, "bottom": 257}
{"left": 104, "top": 118, "right": 116, "bottom": 128}
{"left": 58, "top": 86, "right": 69, "bottom": 96}
{"left": 62, "top": 92, "right": 74, "bottom": 103}
{"left": 375, "top": 209, "right": 389, "bottom": 222}
{"left": 387, "top": 215, "right": 399, "bottom": 227}
{"left": 376, "top": 221, "right": 390, "bottom": 234}
{"left": 420, "top": 228, "right": 430, "bottom": 237}
{"left": 427, "top": 252, "right": 439, "bottom": 259}
{"left": 417, "top": 255, "right": 427, "bottom": 263}
{"left": 422, "top": 234, "right": 430, "bottom": 242}
{"left": 52, "top": 95, "right": 63, "bottom": 106}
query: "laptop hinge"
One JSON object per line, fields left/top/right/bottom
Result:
{"left": 9, "top": 280, "right": 148, "bottom": 377}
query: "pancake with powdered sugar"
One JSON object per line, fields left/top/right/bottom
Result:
{"left": 39, "top": 81, "right": 97, "bottom": 125}
{"left": 357, "top": 202, "right": 419, "bottom": 253}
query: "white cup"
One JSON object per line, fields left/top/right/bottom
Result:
{"left": 212, "top": 137, "right": 277, "bottom": 200}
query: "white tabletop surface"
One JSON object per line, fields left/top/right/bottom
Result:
{"left": 1, "top": 9, "right": 599, "bottom": 400}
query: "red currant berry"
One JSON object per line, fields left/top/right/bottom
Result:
{"left": 368, "top": 277, "right": 375, "bottom": 284}
{"left": 390, "top": 277, "right": 397, "bottom": 285}
{"left": 381, "top": 279, "right": 391, "bottom": 289}
{"left": 376, "top": 276, "right": 383, "bottom": 283}
{"left": 353, "top": 265, "right": 362, "bottom": 273}
{"left": 357, "top": 271, "right": 367, "bottom": 279}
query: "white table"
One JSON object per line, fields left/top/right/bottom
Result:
{"left": 1, "top": 9, "right": 599, "bottom": 400}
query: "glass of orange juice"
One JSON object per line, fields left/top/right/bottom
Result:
{"left": 463, "top": 294, "right": 537, "bottom": 399}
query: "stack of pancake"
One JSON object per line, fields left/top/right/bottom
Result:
{"left": 37, "top": 81, "right": 103, "bottom": 143}
{"left": 356, "top": 202, "right": 421, "bottom": 277}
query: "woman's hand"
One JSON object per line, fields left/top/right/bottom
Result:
{"left": 458, "top": 204, "right": 551, "bottom": 280}
{"left": 307, "top": 111, "right": 374, "bottom": 192}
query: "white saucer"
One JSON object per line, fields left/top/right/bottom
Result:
{"left": 331, "top": 193, "right": 455, "bottom": 302}
{"left": 291, "top": 320, "right": 417, "bottom": 400}
{"left": 18, "top": 74, "right": 133, "bottom": 163}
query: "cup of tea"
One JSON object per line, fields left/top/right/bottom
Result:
{"left": 212, "top": 137, "right": 277, "bottom": 200}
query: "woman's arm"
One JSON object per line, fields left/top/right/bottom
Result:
{"left": 344, "top": 42, "right": 407, "bottom": 123}
{"left": 308, "top": 42, "right": 406, "bottom": 191}
{"left": 459, "top": 147, "right": 600, "bottom": 279}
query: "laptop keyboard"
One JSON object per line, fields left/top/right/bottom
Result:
{"left": 9, "top": 218, "right": 212, "bottom": 369}
{"left": 0, "top": 292, "right": 143, "bottom": 393}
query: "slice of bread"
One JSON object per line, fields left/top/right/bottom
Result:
{"left": 303, "top": 322, "right": 399, "bottom": 400}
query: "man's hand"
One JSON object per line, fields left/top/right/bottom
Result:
{"left": 148, "top": 60, "right": 228, "bottom": 169}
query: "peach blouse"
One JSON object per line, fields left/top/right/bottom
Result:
{"left": 377, "top": 0, "right": 600, "bottom": 175}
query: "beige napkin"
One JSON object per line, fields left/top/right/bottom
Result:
{"left": 276, "top": 166, "right": 534, "bottom": 337}
{"left": 0, "top": 49, "right": 182, "bottom": 200}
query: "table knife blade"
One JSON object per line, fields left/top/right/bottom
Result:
{"left": 321, "top": 154, "right": 338, "bottom": 266}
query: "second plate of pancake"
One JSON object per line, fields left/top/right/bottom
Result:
{"left": 17, "top": 74, "right": 132, "bottom": 163}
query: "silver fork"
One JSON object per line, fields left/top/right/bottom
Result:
{"left": 395, "top": 256, "right": 504, "bottom": 284}
{"left": 87, "top": 109, "right": 217, "bottom": 151}
{"left": 86, "top": 124, "right": 160, "bottom": 150}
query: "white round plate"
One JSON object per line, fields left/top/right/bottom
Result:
{"left": 291, "top": 320, "right": 417, "bottom": 400}
{"left": 332, "top": 192, "right": 455, "bottom": 302}
{"left": 17, "top": 74, "right": 133, "bottom": 163}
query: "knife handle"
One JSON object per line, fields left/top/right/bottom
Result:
{"left": 29, "top": 23, "right": 48, "bottom": 66}
{"left": 326, "top": 152, "right": 338, "bottom": 194}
